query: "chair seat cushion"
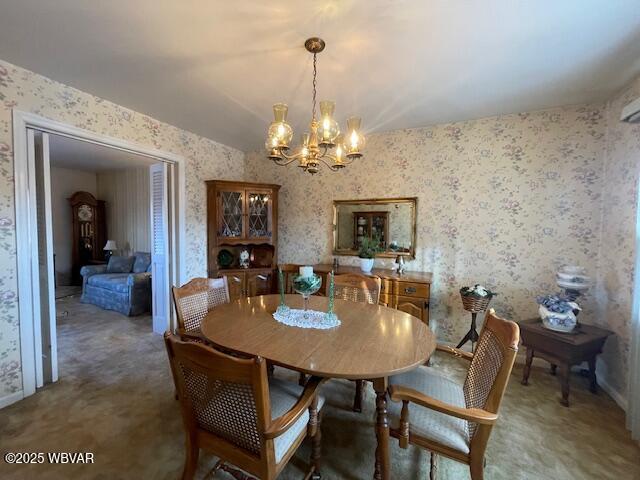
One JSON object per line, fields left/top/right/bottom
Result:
{"left": 269, "top": 378, "right": 325, "bottom": 464}
{"left": 389, "top": 367, "right": 470, "bottom": 454}
{"left": 87, "top": 273, "right": 130, "bottom": 293}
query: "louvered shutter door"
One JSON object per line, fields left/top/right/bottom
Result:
{"left": 150, "top": 163, "right": 169, "bottom": 333}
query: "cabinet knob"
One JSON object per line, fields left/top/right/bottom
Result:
{"left": 405, "top": 287, "right": 417, "bottom": 294}
{"left": 232, "top": 276, "right": 242, "bottom": 283}
{"left": 257, "top": 275, "right": 268, "bottom": 280}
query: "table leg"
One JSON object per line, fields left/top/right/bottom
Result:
{"left": 521, "top": 348, "right": 533, "bottom": 386}
{"left": 588, "top": 357, "right": 598, "bottom": 394}
{"left": 372, "top": 377, "right": 390, "bottom": 480}
{"left": 559, "top": 364, "right": 570, "bottom": 407}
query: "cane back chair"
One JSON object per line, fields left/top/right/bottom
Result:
{"left": 333, "top": 273, "right": 382, "bottom": 305}
{"left": 388, "top": 309, "right": 519, "bottom": 480}
{"left": 332, "top": 273, "right": 382, "bottom": 412}
{"left": 164, "top": 332, "right": 325, "bottom": 480}
{"left": 279, "top": 264, "right": 302, "bottom": 294}
{"left": 172, "top": 277, "right": 230, "bottom": 343}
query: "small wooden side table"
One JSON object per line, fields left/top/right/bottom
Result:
{"left": 518, "top": 320, "right": 612, "bottom": 407}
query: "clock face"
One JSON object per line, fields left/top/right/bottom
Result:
{"left": 78, "top": 204, "right": 94, "bottom": 222}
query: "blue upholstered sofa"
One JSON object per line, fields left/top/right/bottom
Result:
{"left": 80, "top": 252, "right": 152, "bottom": 316}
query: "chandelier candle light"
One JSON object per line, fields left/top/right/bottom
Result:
{"left": 265, "top": 37, "right": 365, "bottom": 174}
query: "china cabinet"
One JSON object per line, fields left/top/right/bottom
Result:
{"left": 206, "top": 180, "right": 280, "bottom": 297}
{"left": 353, "top": 211, "right": 389, "bottom": 249}
{"left": 68, "top": 191, "right": 106, "bottom": 285}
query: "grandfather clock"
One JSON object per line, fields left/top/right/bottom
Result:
{"left": 69, "top": 191, "right": 106, "bottom": 285}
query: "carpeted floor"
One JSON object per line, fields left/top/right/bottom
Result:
{"left": 54, "top": 285, "right": 82, "bottom": 300}
{"left": 0, "top": 297, "right": 638, "bottom": 479}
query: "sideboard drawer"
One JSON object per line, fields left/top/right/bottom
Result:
{"left": 395, "top": 281, "right": 430, "bottom": 299}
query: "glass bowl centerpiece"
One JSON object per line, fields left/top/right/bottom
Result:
{"left": 292, "top": 266, "right": 322, "bottom": 316}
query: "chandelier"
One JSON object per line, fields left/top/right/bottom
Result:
{"left": 265, "top": 37, "right": 365, "bottom": 174}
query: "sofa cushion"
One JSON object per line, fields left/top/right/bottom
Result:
{"left": 107, "top": 255, "right": 134, "bottom": 273}
{"left": 132, "top": 252, "right": 151, "bottom": 273}
{"left": 87, "top": 273, "right": 131, "bottom": 293}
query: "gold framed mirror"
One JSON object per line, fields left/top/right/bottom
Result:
{"left": 332, "top": 197, "right": 417, "bottom": 258}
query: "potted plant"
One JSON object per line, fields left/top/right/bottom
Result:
{"left": 358, "top": 235, "right": 382, "bottom": 273}
{"left": 536, "top": 294, "right": 581, "bottom": 333}
{"left": 459, "top": 284, "right": 497, "bottom": 312}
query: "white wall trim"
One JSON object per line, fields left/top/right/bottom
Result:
{"left": 11, "top": 109, "right": 187, "bottom": 408}
{"left": 598, "top": 376, "right": 628, "bottom": 412}
{"left": 13, "top": 111, "right": 37, "bottom": 399}
{"left": 0, "top": 391, "right": 25, "bottom": 410}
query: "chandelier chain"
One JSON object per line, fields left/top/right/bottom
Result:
{"left": 312, "top": 52, "right": 317, "bottom": 121}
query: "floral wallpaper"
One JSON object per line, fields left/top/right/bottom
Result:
{"left": 0, "top": 53, "right": 637, "bottom": 410}
{"left": 0, "top": 59, "right": 245, "bottom": 400}
{"left": 247, "top": 104, "right": 609, "bottom": 371}
{"left": 594, "top": 76, "right": 640, "bottom": 400}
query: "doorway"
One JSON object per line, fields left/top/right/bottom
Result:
{"left": 13, "top": 110, "right": 186, "bottom": 399}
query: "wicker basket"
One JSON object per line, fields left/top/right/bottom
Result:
{"left": 461, "top": 294, "right": 491, "bottom": 313}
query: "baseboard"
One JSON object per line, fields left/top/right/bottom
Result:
{"left": 0, "top": 390, "right": 24, "bottom": 409}
{"left": 597, "top": 376, "right": 628, "bottom": 412}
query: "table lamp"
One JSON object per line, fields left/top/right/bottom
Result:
{"left": 103, "top": 240, "right": 117, "bottom": 261}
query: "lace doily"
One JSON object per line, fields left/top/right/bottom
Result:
{"left": 272, "top": 307, "right": 341, "bottom": 330}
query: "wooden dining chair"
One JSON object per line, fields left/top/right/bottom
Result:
{"left": 333, "top": 273, "right": 382, "bottom": 305}
{"left": 333, "top": 273, "right": 382, "bottom": 412}
{"left": 387, "top": 309, "right": 519, "bottom": 480}
{"left": 279, "top": 264, "right": 302, "bottom": 294}
{"left": 164, "top": 332, "right": 325, "bottom": 480}
{"left": 172, "top": 277, "right": 230, "bottom": 343}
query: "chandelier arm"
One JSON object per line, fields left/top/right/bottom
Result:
{"left": 317, "top": 148, "right": 355, "bottom": 166}
{"left": 273, "top": 157, "right": 299, "bottom": 166}
{"left": 272, "top": 149, "right": 301, "bottom": 165}
{"left": 278, "top": 148, "right": 302, "bottom": 161}
{"left": 317, "top": 156, "right": 341, "bottom": 171}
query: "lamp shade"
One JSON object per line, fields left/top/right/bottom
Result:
{"left": 103, "top": 240, "right": 117, "bottom": 251}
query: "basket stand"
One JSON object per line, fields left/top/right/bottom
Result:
{"left": 456, "top": 295, "right": 491, "bottom": 353}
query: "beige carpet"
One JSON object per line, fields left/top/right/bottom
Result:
{"left": 0, "top": 297, "right": 638, "bottom": 480}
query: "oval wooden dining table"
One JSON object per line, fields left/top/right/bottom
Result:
{"left": 201, "top": 294, "right": 436, "bottom": 480}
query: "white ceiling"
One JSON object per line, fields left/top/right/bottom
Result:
{"left": 1, "top": 1, "right": 639, "bottom": 151}
{"left": 49, "top": 134, "right": 154, "bottom": 172}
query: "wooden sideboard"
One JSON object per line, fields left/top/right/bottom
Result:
{"left": 282, "top": 264, "right": 431, "bottom": 325}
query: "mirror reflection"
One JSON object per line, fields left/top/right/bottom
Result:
{"left": 333, "top": 198, "right": 417, "bottom": 257}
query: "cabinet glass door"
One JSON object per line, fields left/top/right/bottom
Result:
{"left": 247, "top": 190, "right": 272, "bottom": 240}
{"left": 371, "top": 214, "right": 387, "bottom": 248}
{"left": 219, "top": 190, "right": 244, "bottom": 239}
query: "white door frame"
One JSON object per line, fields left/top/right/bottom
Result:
{"left": 12, "top": 109, "right": 187, "bottom": 400}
